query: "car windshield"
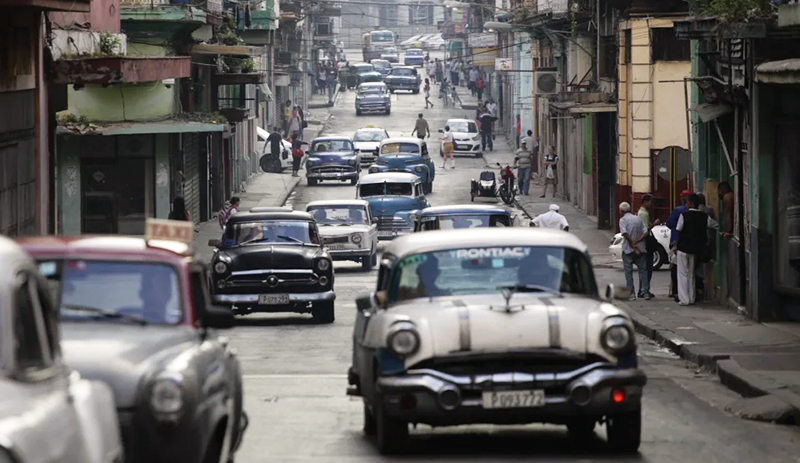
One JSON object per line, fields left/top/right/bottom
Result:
{"left": 362, "top": 74, "right": 382, "bottom": 82}
{"left": 312, "top": 140, "right": 353, "bottom": 152}
{"left": 391, "top": 68, "right": 414, "bottom": 76}
{"left": 354, "top": 65, "right": 374, "bottom": 73}
{"left": 224, "top": 220, "right": 320, "bottom": 245}
{"left": 407, "top": 49, "right": 423, "bottom": 56}
{"left": 360, "top": 182, "right": 413, "bottom": 197}
{"left": 308, "top": 205, "right": 369, "bottom": 225}
{"left": 389, "top": 246, "right": 598, "bottom": 303}
{"left": 381, "top": 142, "right": 419, "bottom": 154}
{"left": 420, "top": 214, "right": 511, "bottom": 230}
{"left": 448, "top": 121, "right": 478, "bottom": 133}
{"left": 37, "top": 260, "right": 182, "bottom": 325}
{"left": 372, "top": 32, "right": 394, "bottom": 42}
{"left": 359, "top": 86, "right": 385, "bottom": 94}
{"left": 372, "top": 61, "right": 390, "bottom": 69}
{"left": 383, "top": 47, "right": 397, "bottom": 54}
{"left": 354, "top": 131, "right": 386, "bottom": 142}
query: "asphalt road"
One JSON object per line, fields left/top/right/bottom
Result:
{"left": 228, "top": 56, "right": 800, "bottom": 462}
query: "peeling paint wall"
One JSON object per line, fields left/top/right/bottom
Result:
{"left": 67, "top": 82, "right": 175, "bottom": 122}
{"left": 56, "top": 135, "right": 82, "bottom": 234}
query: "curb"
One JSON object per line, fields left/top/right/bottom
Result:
{"left": 275, "top": 176, "right": 301, "bottom": 207}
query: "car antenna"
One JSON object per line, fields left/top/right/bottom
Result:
{"left": 501, "top": 286, "right": 515, "bottom": 312}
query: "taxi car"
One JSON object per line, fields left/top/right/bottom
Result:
{"left": 208, "top": 210, "right": 336, "bottom": 323}
{"left": 19, "top": 219, "right": 247, "bottom": 463}
{"left": 384, "top": 66, "right": 421, "bottom": 93}
{"left": 348, "top": 228, "right": 647, "bottom": 454}
{"left": 353, "top": 126, "right": 390, "bottom": 166}
{"left": 357, "top": 172, "right": 430, "bottom": 240}
{"left": 404, "top": 48, "right": 424, "bottom": 66}
{"left": 0, "top": 237, "right": 123, "bottom": 463}
{"left": 368, "top": 137, "right": 435, "bottom": 194}
{"left": 307, "top": 200, "right": 379, "bottom": 271}
{"left": 411, "top": 204, "right": 514, "bottom": 231}
{"left": 370, "top": 59, "right": 392, "bottom": 77}
{"left": 380, "top": 46, "right": 399, "bottom": 63}
{"left": 438, "top": 119, "right": 483, "bottom": 157}
{"left": 355, "top": 82, "right": 391, "bottom": 116}
{"left": 305, "top": 136, "right": 360, "bottom": 186}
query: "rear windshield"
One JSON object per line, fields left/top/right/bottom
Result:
{"left": 359, "top": 85, "right": 386, "bottom": 94}
{"left": 448, "top": 121, "right": 478, "bottom": 133}
{"left": 391, "top": 68, "right": 415, "bottom": 76}
{"left": 407, "top": 49, "right": 423, "bottom": 56}
{"left": 381, "top": 142, "right": 419, "bottom": 154}
{"left": 360, "top": 182, "right": 413, "bottom": 197}
{"left": 312, "top": 140, "right": 353, "bottom": 152}
{"left": 420, "top": 214, "right": 511, "bottom": 230}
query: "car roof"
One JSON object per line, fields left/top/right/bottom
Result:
{"left": 306, "top": 200, "right": 370, "bottom": 208}
{"left": 355, "top": 126, "right": 385, "bottom": 132}
{"left": 446, "top": 118, "right": 475, "bottom": 124}
{"left": 380, "top": 137, "right": 422, "bottom": 144}
{"left": 419, "top": 204, "right": 510, "bottom": 216}
{"left": 358, "top": 172, "right": 420, "bottom": 184}
{"left": 227, "top": 211, "right": 315, "bottom": 223}
{"left": 385, "top": 228, "right": 590, "bottom": 259}
{"left": 392, "top": 66, "right": 416, "bottom": 70}
{"left": 359, "top": 82, "right": 386, "bottom": 87}
{"left": 312, "top": 136, "right": 352, "bottom": 142}
{"left": 17, "top": 235, "right": 193, "bottom": 260}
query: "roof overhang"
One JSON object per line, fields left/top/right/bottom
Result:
{"left": 52, "top": 57, "right": 191, "bottom": 85}
{"left": 689, "top": 102, "right": 734, "bottom": 123}
{"left": 191, "top": 44, "right": 267, "bottom": 56}
{"left": 755, "top": 59, "right": 800, "bottom": 85}
{"left": 57, "top": 119, "right": 226, "bottom": 136}
{"left": 550, "top": 101, "right": 617, "bottom": 114}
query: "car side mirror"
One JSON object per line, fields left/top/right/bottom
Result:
{"left": 203, "top": 304, "right": 235, "bottom": 329}
{"left": 208, "top": 239, "right": 221, "bottom": 247}
{"left": 356, "top": 290, "right": 387, "bottom": 311}
{"left": 605, "top": 284, "right": 615, "bottom": 302}
{"left": 371, "top": 217, "right": 378, "bottom": 224}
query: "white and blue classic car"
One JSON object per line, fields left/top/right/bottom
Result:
{"left": 355, "top": 82, "right": 391, "bottom": 116}
{"left": 368, "top": 137, "right": 435, "bottom": 194}
{"left": 356, "top": 172, "right": 430, "bottom": 240}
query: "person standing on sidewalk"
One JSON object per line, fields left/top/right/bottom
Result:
{"left": 218, "top": 196, "right": 240, "bottom": 228}
{"left": 288, "top": 107, "right": 301, "bottom": 140}
{"left": 515, "top": 115, "right": 521, "bottom": 148}
{"left": 513, "top": 141, "right": 532, "bottom": 195}
{"left": 469, "top": 67, "right": 478, "bottom": 95}
{"left": 486, "top": 99, "right": 498, "bottom": 139}
{"left": 479, "top": 109, "right": 494, "bottom": 152}
{"left": 326, "top": 64, "right": 337, "bottom": 105}
{"left": 675, "top": 194, "right": 718, "bottom": 305}
{"left": 411, "top": 113, "right": 430, "bottom": 142}
{"left": 531, "top": 204, "right": 569, "bottom": 230}
{"left": 619, "top": 201, "right": 649, "bottom": 300}
{"left": 282, "top": 100, "right": 292, "bottom": 136}
{"left": 168, "top": 196, "right": 189, "bottom": 221}
{"left": 290, "top": 138, "right": 306, "bottom": 177}
{"left": 666, "top": 190, "right": 691, "bottom": 299}
{"left": 435, "top": 59, "right": 443, "bottom": 84}
{"left": 541, "top": 146, "right": 558, "bottom": 197}
{"left": 637, "top": 194, "right": 661, "bottom": 299}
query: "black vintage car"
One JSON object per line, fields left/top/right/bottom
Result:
{"left": 208, "top": 210, "right": 336, "bottom": 323}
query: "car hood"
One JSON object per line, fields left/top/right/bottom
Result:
{"left": 318, "top": 224, "right": 371, "bottom": 236}
{"left": 354, "top": 141, "right": 380, "bottom": 151}
{"left": 451, "top": 131, "right": 478, "bottom": 140}
{"left": 357, "top": 93, "right": 389, "bottom": 101}
{"left": 60, "top": 324, "right": 199, "bottom": 408}
{"left": 363, "top": 196, "right": 418, "bottom": 217}
{"left": 387, "top": 75, "right": 417, "bottom": 81}
{"left": 221, "top": 244, "right": 322, "bottom": 270}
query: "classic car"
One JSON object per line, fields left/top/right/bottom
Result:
{"left": 380, "top": 46, "right": 399, "bottom": 63}
{"left": 368, "top": 137, "right": 435, "bottom": 194}
{"left": 353, "top": 126, "right": 390, "bottom": 166}
{"left": 438, "top": 119, "right": 483, "bottom": 157}
{"left": 411, "top": 204, "right": 514, "bottom": 231}
{"left": 0, "top": 236, "right": 123, "bottom": 463}
{"left": 257, "top": 126, "right": 294, "bottom": 173}
{"left": 404, "top": 48, "right": 424, "bottom": 66}
{"left": 358, "top": 71, "right": 384, "bottom": 85}
{"left": 384, "top": 66, "right": 421, "bottom": 93}
{"left": 305, "top": 136, "right": 360, "bottom": 186}
{"left": 370, "top": 59, "right": 392, "bottom": 77}
{"left": 307, "top": 200, "right": 379, "bottom": 271}
{"left": 351, "top": 62, "right": 376, "bottom": 76}
{"left": 20, "top": 219, "right": 247, "bottom": 463}
{"left": 208, "top": 210, "right": 336, "bottom": 323}
{"left": 348, "top": 228, "right": 647, "bottom": 455}
{"left": 609, "top": 224, "right": 671, "bottom": 270}
{"left": 355, "top": 82, "right": 391, "bottom": 116}
{"left": 357, "top": 172, "right": 430, "bottom": 240}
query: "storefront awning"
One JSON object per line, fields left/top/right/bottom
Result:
{"left": 755, "top": 59, "right": 800, "bottom": 84}
{"left": 688, "top": 102, "right": 733, "bottom": 123}
{"left": 56, "top": 119, "right": 227, "bottom": 136}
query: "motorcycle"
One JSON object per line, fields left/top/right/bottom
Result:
{"left": 469, "top": 163, "right": 516, "bottom": 205}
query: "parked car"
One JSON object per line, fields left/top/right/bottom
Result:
{"left": 20, "top": 220, "right": 247, "bottom": 463}
{"left": 357, "top": 172, "right": 430, "bottom": 240}
{"left": 384, "top": 66, "right": 421, "bottom": 93}
{"left": 307, "top": 199, "right": 379, "bottom": 271}
{"left": 370, "top": 59, "right": 392, "bottom": 77}
{"left": 421, "top": 33, "right": 446, "bottom": 51}
{"left": 358, "top": 71, "right": 384, "bottom": 85}
{"left": 353, "top": 125, "right": 390, "bottom": 166}
{"left": 305, "top": 136, "right": 360, "bottom": 186}
{"left": 208, "top": 210, "right": 336, "bottom": 323}
{"left": 257, "top": 126, "right": 294, "bottom": 173}
{"left": 380, "top": 46, "right": 399, "bottom": 63}
{"left": 0, "top": 236, "right": 124, "bottom": 463}
{"left": 348, "top": 228, "right": 647, "bottom": 455}
{"left": 609, "top": 224, "right": 671, "bottom": 270}
{"left": 411, "top": 204, "right": 514, "bottom": 231}
{"left": 438, "top": 119, "right": 482, "bottom": 157}
{"left": 399, "top": 34, "right": 424, "bottom": 49}
{"left": 351, "top": 62, "right": 376, "bottom": 76}
{"left": 404, "top": 48, "right": 425, "bottom": 66}
{"left": 368, "top": 137, "right": 435, "bottom": 194}
{"left": 356, "top": 82, "right": 392, "bottom": 116}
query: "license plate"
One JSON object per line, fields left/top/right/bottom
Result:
{"left": 482, "top": 390, "right": 545, "bottom": 409}
{"left": 377, "top": 230, "right": 393, "bottom": 236}
{"left": 327, "top": 244, "right": 346, "bottom": 250}
{"left": 322, "top": 172, "right": 339, "bottom": 178}
{"left": 456, "top": 145, "right": 469, "bottom": 150}
{"left": 258, "top": 294, "right": 289, "bottom": 305}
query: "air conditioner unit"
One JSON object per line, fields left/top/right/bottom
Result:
{"left": 535, "top": 71, "right": 559, "bottom": 95}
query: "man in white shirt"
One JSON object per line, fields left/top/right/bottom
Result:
{"left": 486, "top": 100, "right": 498, "bottom": 139}
{"left": 468, "top": 68, "right": 478, "bottom": 95}
{"left": 530, "top": 204, "right": 569, "bottom": 231}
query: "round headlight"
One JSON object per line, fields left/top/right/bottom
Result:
{"left": 307, "top": 161, "right": 314, "bottom": 167}
{"left": 603, "top": 325, "right": 632, "bottom": 351}
{"left": 150, "top": 376, "right": 184, "bottom": 414}
{"left": 319, "top": 275, "right": 329, "bottom": 286}
{"left": 351, "top": 233, "right": 363, "bottom": 244}
{"left": 369, "top": 167, "right": 379, "bottom": 173}
{"left": 214, "top": 262, "right": 227, "bottom": 274}
{"left": 349, "top": 158, "right": 356, "bottom": 166}
{"left": 317, "top": 258, "right": 331, "bottom": 271}
{"left": 414, "top": 166, "right": 423, "bottom": 173}
{"left": 388, "top": 327, "right": 420, "bottom": 357}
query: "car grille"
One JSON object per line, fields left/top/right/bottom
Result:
{"left": 323, "top": 235, "right": 350, "bottom": 244}
{"left": 376, "top": 216, "right": 409, "bottom": 231}
{"left": 310, "top": 165, "right": 355, "bottom": 173}
{"left": 220, "top": 270, "right": 321, "bottom": 294}
{"left": 411, "top": 353, "right": 607, "bottom": 377}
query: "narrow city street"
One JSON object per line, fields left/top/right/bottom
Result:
{"left": 224, "top": 55, "right": 800, "bottom": 463}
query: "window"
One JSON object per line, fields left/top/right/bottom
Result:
{"left": 381, "top": 142, "right": 420, "bottom": 154}
{"left": 408, "top": 4, "right": 434, "bottom": 25}
{"left": 224, "top": 220, "right": 320, "bottom": 245}
{"left": 312, "top": 140, "right": 354, "bottom": 152}
{"left": 308, "top": 205, "right": 369, "bottom": 225}
{"left": 624, "top": 30, "right": 631, "bottom": 65}
{"left": 599, "top": 36, "right": 617, "bottom": 79}
{"left": 14, "top": 275, "right": 50, "bottom": 372}
{"left": 651, "top": 27, "right": 690, "bottom": 62}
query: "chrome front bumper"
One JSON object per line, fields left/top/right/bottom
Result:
{"left": 306, "top": 169, "right": 359, "bottom": 180}
{"left": 213, "top": 291, "right": 336, "bottom": 304}
{"left": 375, "top": 363, "right": 646, "bottom": 426}
{"left": 377, "top": 229, "right": 412, "bottom": 240}
{"left": 328, "top": 248, "right": 371, "bottom": 259}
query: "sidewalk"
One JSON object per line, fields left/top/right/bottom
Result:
{"left": 480, "top": 136, "right": 800, "bottom": 425}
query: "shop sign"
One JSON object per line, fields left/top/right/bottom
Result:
{"left": 495, "top": 58, "right": 513, "bottom": 70}
{"left": 472, "top": 48, "right": 497, "bottom": 66}
{"left": 468, "top": 33, "right": 498, "bottom": 48}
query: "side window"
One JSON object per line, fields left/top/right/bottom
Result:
{"left": 36, "top": 277, "right": 60, "bottom": 363}
{"left": 14, "top": 274, "right": 53, "bottom": 373}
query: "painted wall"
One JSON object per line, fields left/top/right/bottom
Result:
{"left": 67, "top": 83, "right": 175, "bottom": 122}
{"left": 50, "top": 0, "right": 121, "bottom": 33}
{"left": 50, "top": 30, "right": 127, "bottom": 60}
{"left": 126, "top": 42, "right": 169, "bottom": 58}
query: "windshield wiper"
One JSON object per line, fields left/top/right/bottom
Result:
{"left": 496, "top": 284, "right": 562, "bottom": 297}
{"left": 277, "top": 235, "right": 305, "bottom": 244}
{"left": 62, "top": 304, "right": 149, "bottom": 325}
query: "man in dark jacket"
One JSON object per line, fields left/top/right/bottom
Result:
{"left": 666, "top": 189, "right": 691, "bottom": 299}
{"left": 675, "top": 193, "right": 718, "bottom": 305}
{"left": 479, "top": 109, "right": 494, "bottom": 152}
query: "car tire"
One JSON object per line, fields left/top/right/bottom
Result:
{"left": 606, "top": 409, "right": 642, "bottom": 454}
{"left": 312, "top": 301, "right": 335, "bottom": 324}
{"left": 386, "top": 108, "right": 391, "bottom": 115}
{"left": 654, "top": 245, "right": 668, "bottom": 271}
{"left": 412, "top": 88, "right": 419, "bottom": 94}
{"left": 268, "top": 157, "right": 282, "bottom": 173}
{"left": 356, "top": 109, "right": 362, "bottom": 116}
{"left": 566, "top": 418, "right": 596, "bottom": 439}
{"left": 362, "top": 250, "right": 375, "bottom": 271}
{"left": 423, "top": 181, "right": 432, "bottom": 194}
{"left": 363, "top": 402, "right": 377, "bottom": 436}
{"left": 374, "top": 396, "right": 408, "bottom": 455}
{"left": 308, "top": 178, "right": 317, "bottom": 186}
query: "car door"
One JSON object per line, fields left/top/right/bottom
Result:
{"left": 365, "top": 206, "right": 378, "bottom": 248}
{"left": 353, "top": 256, "right": 392, "bottom": 376}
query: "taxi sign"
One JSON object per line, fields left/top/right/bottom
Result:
{"left": 146, "top": 218, "right": 194, "bottom": 244}
{"left": 364, "top": 125, "right": 374, "bottom": 128}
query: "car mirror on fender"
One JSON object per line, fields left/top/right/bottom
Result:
{"left": 356, "top": 290, "right": 387, "bottom": 311}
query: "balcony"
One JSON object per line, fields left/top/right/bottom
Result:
{"left": 120, "top": 1, "right": 209, "bottom": 41}
{"left": 238, "top": 5, "right": 277, "bottom": 45}
{"left": 0, "top": 0, "right": 89, "bottom": 12}
{"left": 52, "top": 56, "right": 191, "bottom": 85}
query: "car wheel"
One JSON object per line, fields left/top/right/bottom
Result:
{"left": 363, "top": 402, "right": 377, "bottom": 436}
{"left": 654, "top": 245, "right": 668, "bottom": 271}
{"left": 606, "top": 409, "right": 642, "bottom": 454}
{"left": 312, "top": 301, "right": 335, "bottom": 324}
{"left": 268, "top": 157, "right": 282, "bottom": 173}
{"left": 374, "top": 395, "right": 408, "bottom": 454}
{"left": 423, "top": 181, "right": 432, "bottom": 194}
{"left": 362, "top": 250, "right": 375, "bottom": 271}
{"left": 371, "top": 251, "right": 378, "bottom": 267}
{"left": 386, "top": 108, "right": 391, "bottom": 115}
{"left": 356, "top": 109, "right": 362, "bottom": 116}
{"left": 308, "top": 178, "right": 317, "bottom": 186}
{"left": 566, "top": 418, "right": 596, "bottom": 440}
{"left": 412, "top": 88, "right": 419, "bottom": 94}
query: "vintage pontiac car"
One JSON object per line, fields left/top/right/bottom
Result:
{"left": 0, "top": 236, "right": 123, "bottom": 463}
{"left": 352, "top": 126, "right": 390, "bottom": 166}
{"left": 355, "top": 82, "right": 391, "bottom": 116}
{"left": 357, "top": 172, "right": 430, "bottom": 241}
{"left": 384, "top": 66, "right": 421, "bottom": 93}
{"left": 306, "top": 136, "right": 360, "bottom": 186}
{"left": 411, "top": 204, "right": 514, "bottom": 231}
{"left": 307, "top": 200, "right": 379, "bottom": 271}
{"left": 348, "top": 228, "right": 646, "bottom": 454}
{"left": 19, "top": 219, "right": 246, "bottom": 463}
{"left": 208, "top": 210, "right": 336, "bottom": 323}
{"left": 368, "top": 137, "right": 435, "bottom": 194}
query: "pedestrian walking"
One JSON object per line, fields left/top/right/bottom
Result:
{"left": 469, "top": 67, "right": 478, "bottom": 95}
{"left": 423, "top": 78, "right": 434, "bottom": 108}
{"left": 288, "top": 107, "right": 301, "bottom": 140}
{"left": 531, "top": 204, "right": 569, "bottom": 230}
{"left": 326, "top": 64, "right": 337, "bottom": 105}
{"left": 218, "top": 196, "right": 240, "bottom": 228}
{"left": 619, "top": 202, "right": 649, "bottom": 300}
{"left": 411, "top": 113, "right": 430, "bottom": 141}
{"left": 168, "top": 196, "right": 190, "bottom": 221}
{"left": 478, "top": 109, "right": 494, "bottom": 152}
{"left": 675, "top": 193, "right": 719, "bottom": 305}
{"left": 440, "top": 125, "right": 455, "bottom": 169}
{"left": 486, "top": 99, "right": 497, "bottom": 138}
{"left": 282, "top": 100, "right": 292, "bottom": 137}
{"left": 450, "top": 85, "right": 462, "bottom": 108}
{"left": 666, "top": 190, "right": 691, "bottom": 299}
{"left": 435, "top": 59, "right": 443, "bottom": 83}
{"left": 291, "top": 138, "right": 306, "bottom": 177}
{"left": 296, "top": 105, "right": 307, "bottom": 139}
{"left": 514, "top": 141, "right": 532, "bottom": 195}
{"left": 515, "top": 115, "right": 521, "bottom": 149}
{"left": 475, "top": 75, "right": 485, "bottom": 101}
{"left": 541, "top": 146, "right": 558, "bottom": 197}
{"left": 637, "top": 194, "right": 661, "bottom": 299}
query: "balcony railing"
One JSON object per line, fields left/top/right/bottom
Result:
{"left": 120, "top": 0, "right": 222, "bottom": 15}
